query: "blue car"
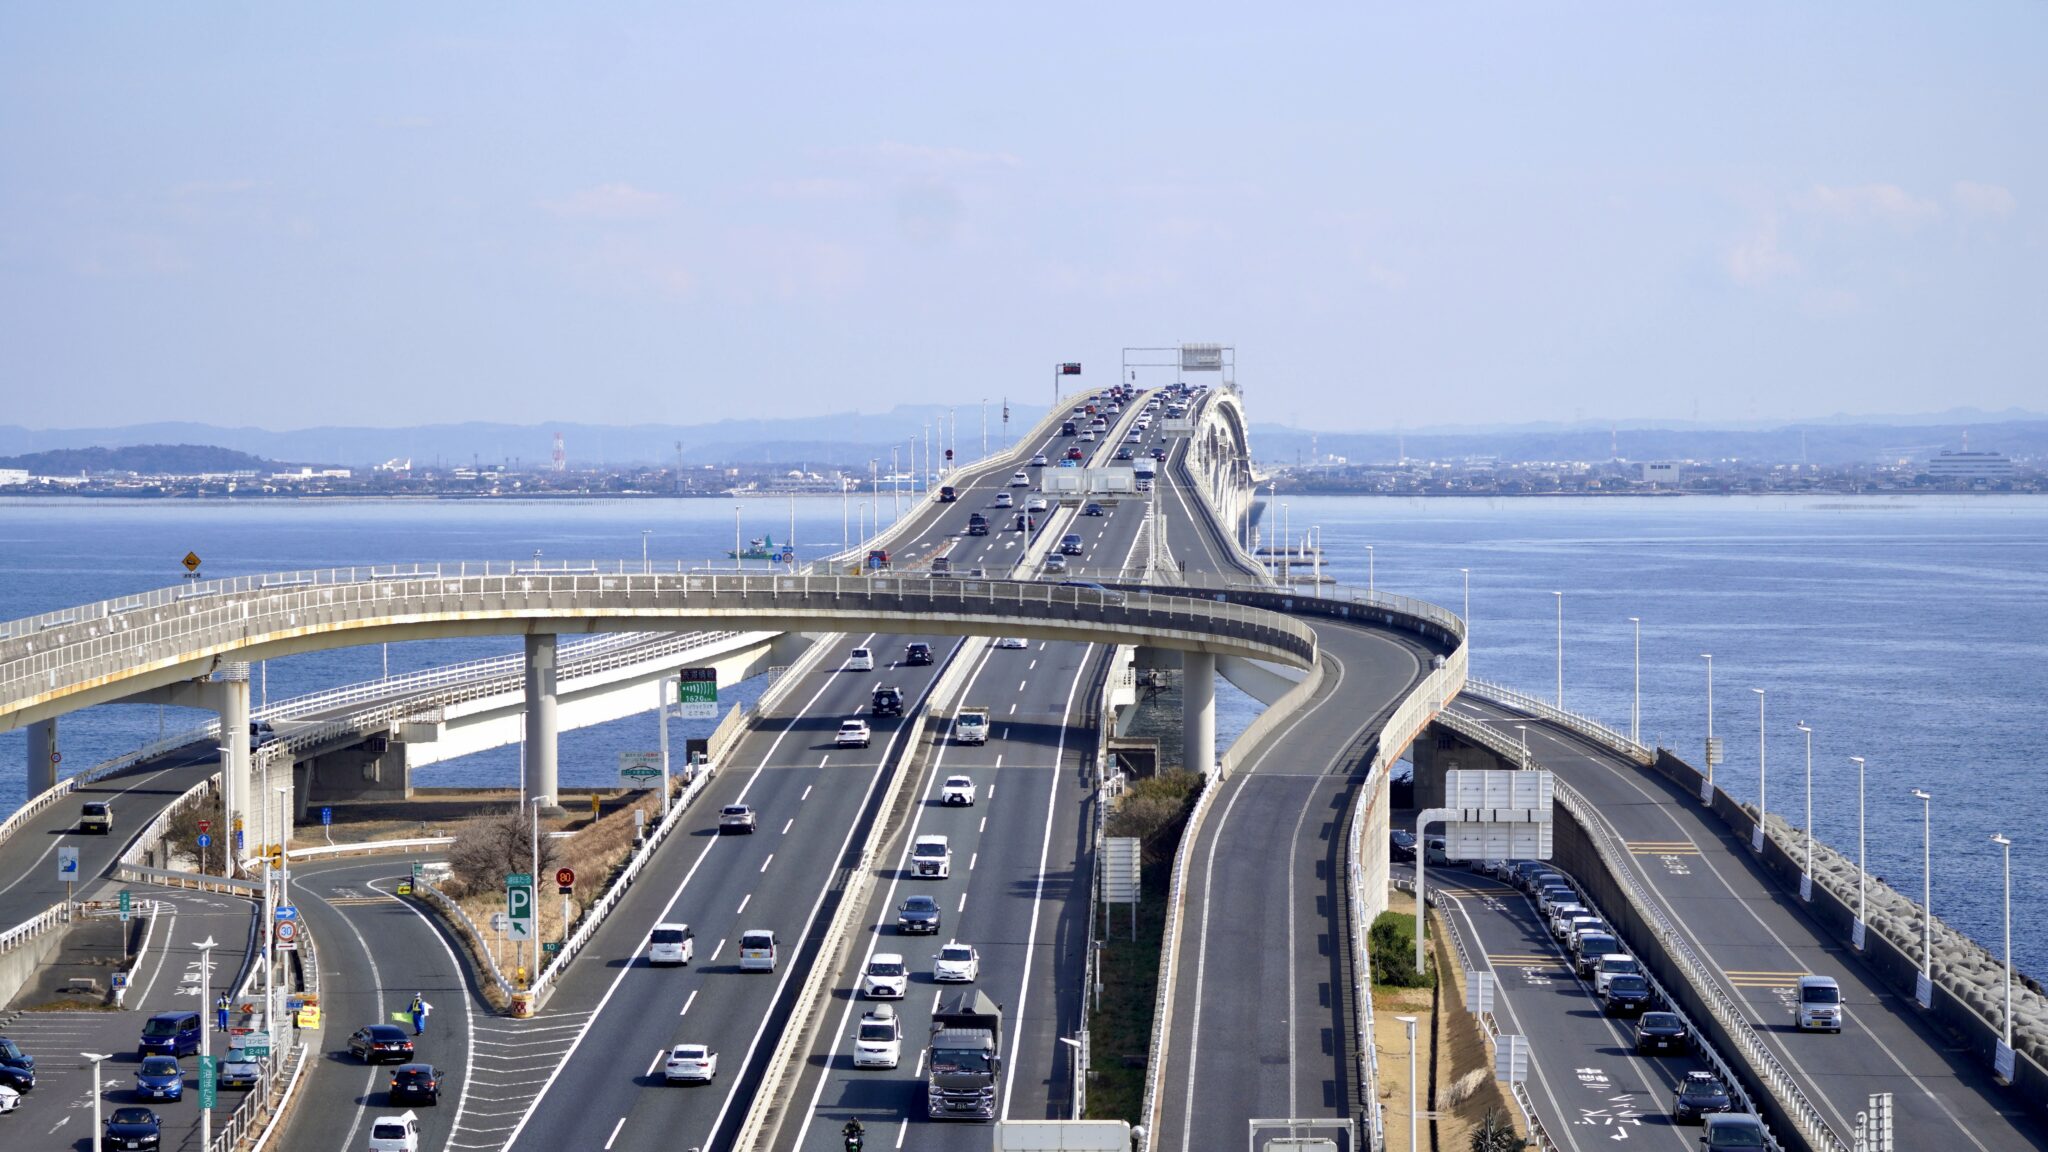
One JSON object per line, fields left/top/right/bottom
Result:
{"left": 134, "top": 1055, "right": 183, "bottom": 1101}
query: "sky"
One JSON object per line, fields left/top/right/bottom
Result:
{"left": 2, "top": 3, "right": 2042, "bottom": 433}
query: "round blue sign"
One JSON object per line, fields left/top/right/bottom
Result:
{"left": 197, "top": 833, "right": 213, "bottom": 848}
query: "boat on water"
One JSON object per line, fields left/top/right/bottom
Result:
{"left": 726, "top": 534, "right": 786, "bottom": 561}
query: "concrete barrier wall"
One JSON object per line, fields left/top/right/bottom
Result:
{"left": 0, "top": 905, "right": 69, "bottom": 1008}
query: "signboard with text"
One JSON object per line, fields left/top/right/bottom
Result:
{"left": 506, "top": 873, "right": 534, "bottom": 941}
{"left": 677, "top": 668, "right": 718, "bottom": 719}
{"left": 618, "top": 751, "right": 662, "bottom": 789}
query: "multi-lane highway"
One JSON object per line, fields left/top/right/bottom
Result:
{"left": 1450, "top": 694, "right": 2048, "bottom": 1150}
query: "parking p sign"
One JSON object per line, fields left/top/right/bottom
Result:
{"left": 506, "top": 873, "right": 535, "bottom": 942}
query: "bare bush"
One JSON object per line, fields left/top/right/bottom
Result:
{"left": 446, "top": 809, "right": 559, "bottom": 897}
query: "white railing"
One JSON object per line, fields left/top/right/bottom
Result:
{"left": 0, "top": 901, "right": 68, "bottom": 955}
{"left": 415, "top": 877, "right": 516, "bottom": 1003}
{"left": 1462, "top": 679, "right": 1653, "bottom": 765}
{"left": 251, "top": 630, "right": 661, "bottom": 722}
{"left": 1553, "top": 778, "right": 1844, "bottom": 1150}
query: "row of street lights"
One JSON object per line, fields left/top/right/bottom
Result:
{"left": 1544, "top": 590, "right": 2023, "bottom": 1051}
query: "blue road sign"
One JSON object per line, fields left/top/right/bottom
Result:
{"left": 233, "top": 830, "right": 244, "bottom": 849}
{"left": 275, "top": 905, "right": 299, "bottom": 921}
{"left": 321, "top": 806, "right": 332, "bottom": 825}
{"left": 197, "top": 833, "right": 213, "bottom": 848}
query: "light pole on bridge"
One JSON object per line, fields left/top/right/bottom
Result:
{"left": 1912, "top": 787, "right": 1934, "bottom": 1008}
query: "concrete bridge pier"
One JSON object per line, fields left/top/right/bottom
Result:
{"left": 25, "top": 717, "right": 58, "bottom": 798}
{"left": 524, "top": 633, "right": 563, "bottom": 811}
{"left": 1184, "top": 651, "right": 1216, "bottom": 776}
{"left": 218, "top": 675, "right": 251, "bottom": 858}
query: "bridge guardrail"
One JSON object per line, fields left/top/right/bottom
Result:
{"left": 2, "top": 573, "right": 1317, "bottom": 719}
{"left": 0, "top": 901, "right": 68, "bottom": 956}
{"left": 1462, "top": 679, "right": 1653, "bottom": 765}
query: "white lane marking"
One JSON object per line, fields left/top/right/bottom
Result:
{"left": 503, "top": 625, "right": 889, "bottom": 1150}
{"left": 1001, "top": 641, "right": 1094, "bottom": 1115}
{"left": 711, "top": 937, "right": 725, "bottom": 961}
{"left": 978, "top": 817, "right": 987, "bottom": 834}
{"left": 958, "top": 892, "right": 968, "bottom": 912}
{"left": 994, "top": 754, "right": 1003, "bottom": 769}
{"left": 701, "top": 637, "right": 973, "bottom": 1148}
{"left": 679, "top": 990, "right": 697, "bottom": 1017}
{"left": 801, "top": 785, "right": 813, "bottom": 801}
{"left": 382, "top": 877, "right": 482, "bottom": 1145}
{"left": 735, "top": 893, "right": 751, "bottom": 914}
{"left": 1008, "top": 704, "right": 1017, "bottom": 715}
{"left": 759, "top": 854, "right": 774, "bottom": 874}
{"left": 969, "top": 853, "right": 978, "bottom": 872}
{"left": 896, "top": 1119, "right": 909, "bottom": 1148}
{"left": 325, "top": 881, "right": 395, "bottom": 1152}
{"left": 791, "top": 638, "right": 1000, "bottom": 1148}
{"left": 1018, "top": 680, "right": 1027, "bottom": 692}
{"left": 1176, "top": 649, "right": 1356, "bottom": 1152}
{"left": 1028, "top": 659, "right": 1036, "bottom": 670}
{"left": 781, "top": 818, "right": 794, "bottom": 835}
{"left": 645, "top": 1049, "right": 665, "bottom": 1077}
{"left": 604, "top": 1116, "right": 626, "bottom": 1149}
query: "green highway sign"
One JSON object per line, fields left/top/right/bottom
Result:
{"left": 118, "top": 890, "right": 132, "bottom": 922}
{"left": 618, "top": 751, "right": 662, "bottom": 787}
{"left": 542, "top": 941, "right": 562, "bottom": 955}
{"left": 677, "top": 669, "right": 718, "bottom": 719}
{"left": 507, "top": 873, "right": 535, "bottom": 941}
{"left": 198, "top": 1055, "right": 217, "bottom": 1108}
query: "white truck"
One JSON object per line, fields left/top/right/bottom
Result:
{"left": 953, "top": 706, "right": 990, "bottom": 745}
{"left": 912, "top": 835, "right": 952, "bottom": 879}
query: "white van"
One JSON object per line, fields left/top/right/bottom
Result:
{"left": 848, "top": 647, "right": 874, "bottom": 671}
{"left": 739, "top": 929, "right": 778, "bottom": 972}
{"left": 1796, "top": 974, "right": 1843, "bottom": 1032}
{"left": 648, "top": 923, "right": 694, "bottom": 966}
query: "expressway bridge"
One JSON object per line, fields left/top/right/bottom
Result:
{"left": 0, "top": 373, "right": 2040, "bottom": 1152}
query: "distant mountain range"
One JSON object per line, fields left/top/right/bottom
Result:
{"left": 1, "top": 403, "right": 2042, "bottom": 470}
{"left": 0, "top": 403, "right": 1050, "bottom": 471}
{"left": 1249, "top": 418, "right": 2048, "bottom": 467}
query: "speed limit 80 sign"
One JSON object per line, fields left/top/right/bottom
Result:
{"left": 555, "top": 867, "right": 575, "bottom": 894}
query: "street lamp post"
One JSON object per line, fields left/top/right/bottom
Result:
{"left": 1459, "top": 568, "right": 1470, "bottom": 649}
{"left": 1751, "top": 688, "right": 1767, "bottom": 852}
{"left": 1395, "top": 1015, "right": 1420, "bottom": 1152}
{"left": 657, "top": 675, "right": 676, "bottom": 817}
{"left": 733, "top": 506, "right": 742, "bottom": 571}
{"left": 1796, "top": 723, "right": 1814, "bottom": 901}
{"left": 1912, "top": 788, "right": 1934, "bottom": 1008}
{"left": 1851, "top": 756, "right": 1868, "bottom": 950}
{"left": 83, "top": 1051, "right": 113, "bottom": 1148}
{"left": 1367, "top": 544, "right": 1376, "bottom": 595}
{"left": 1993, "top": 833, "right": 2015, "bottom": 1065}
{"left": 1700, "top": 654, "right": 1715, "bottom": 802}
{"left": 1553, "top": 592, "right": 1564, "bottom": 709}
{"left": 1628, "top": 617, "right": 1641, "bottom": 744}
{"left": 641, "top": 529, "right": 652, "bottom": 574}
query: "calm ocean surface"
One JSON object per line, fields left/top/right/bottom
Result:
{"left": 2, "top": 494, "right": 2043, "bottom": 974}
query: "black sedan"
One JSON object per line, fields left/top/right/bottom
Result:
{"left": 1601, "top": 974, "right": 1654, "bottom": 1016}
{"left": 348, "top": 1025, "right": 415, "bottom": 1064}
{"left": 0, "top": 1062, "right": 31, "bottom": 1093}
{"left": 103, "top": 1106, "right": 162, "bottom": 1150}
{"left": 1083, "top": 503, "right": 1104, "bottom": 517}
{"left": 389, "top": 1062, "right": 445, "bottom": 1105}
{"left": 1389, "top": 830, "right": 1417, "bottom": 863}
{"left": 1672, "top": 1071, "right": 1734, "bottom": 1123}
{"left": 1633, "top": 1011, "right": 1687, "bottom": 1055}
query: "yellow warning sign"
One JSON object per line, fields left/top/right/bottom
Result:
{"left": 182, "top": 551, "right": 203, "bottom": 572}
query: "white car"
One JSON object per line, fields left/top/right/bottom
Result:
{"left": 933, "top": 941, "right": 981, "bottom": 983}
{"left": 993, "top": 491, "right": 1014, "bottom": 508}
{"left": 663, "top": 1044, "right": 717, "bottom": 1082}
{"left": 1126, "top": 431, "right": 1142, "bottom": 442}
{"left": 1042, "top": 554, "right": 1067, "bottom": 573}
{"left": 1029, "top": 453, "right": 1048, "bottom": 467}
{"left": 847, "top": 647, "right": 874, "bottom": 671}
{"left": 648, "top": 922, "right": 695, "bottom": 966}
{"left": 1079, "top": 430, "right": 1096, "bottom": 442}
{"left": 861, "top": 953, "right": 909, "bottom": 999}
{"left": 837, "top": 720, "right": 872, "bottom": 748}
{"left": 941, "top": 776, "right": 976, "bottom": 806}
{"left": 0, "top": 1084, "right": 19, "bottom": 1114}
{"left": 996, "top": 637, "right": 1028, "bottom": 649}
{"left": 1009, "top": 471, "right": 1029, "bottom": 486}
{"left": 853, "top": 1006, "right": 902, "bottom": 1069}
{"left": 1026, "top": 496, "right": 1048, "bottom": 512}
{"left": 1594, "top": 953, "right": 1641, "bottom": 996}
{"left": 367, "top": 1112, "right": 419, "bottom": 1152}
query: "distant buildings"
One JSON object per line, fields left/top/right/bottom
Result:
{"left": 1923, "top": 451, "right": 2013, "bottom": 481}
{"left": 0, "top": 468, "right": 27, "bottom": 487}
{"left": 1639, "top": 461, "right": 1681, "bottom": 485}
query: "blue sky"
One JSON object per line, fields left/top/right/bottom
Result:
{"left": 2, "top": 3, "right": 2041, "bottom": 432}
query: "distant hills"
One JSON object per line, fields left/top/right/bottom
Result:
{"left": 0, "top": 403, "right": 1051, "bottom": 470}
{"left": 0, "top": 444, "right": 280, "bottom": 475}
{"left": 1, "top": 404, "right": 2042, "bottom": 470}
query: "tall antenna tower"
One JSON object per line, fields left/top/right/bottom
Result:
{"left": 551, "top": 433, "right": 566, "bottom": 472}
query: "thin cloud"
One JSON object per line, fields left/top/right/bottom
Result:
{"left": 541, "top": 183, "right": 670, "bottom": 220}
{"left": 1951, "top": 181, "right": 2016, "bottom": 220}
{"left": 1795, "top": 183, "right": 1941, "bottom": 229}
{"left": 1726, "top": 217, "right": 1800, "bottom": 286}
